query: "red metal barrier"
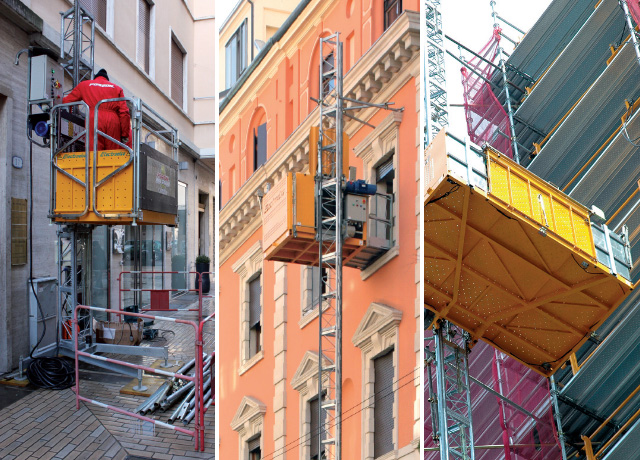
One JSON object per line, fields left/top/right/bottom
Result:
{"left": 73, "top": 305, "right": 214, "bottom": 451}
{"left": 117, "top": 270, "right": 213, "bottom": 321}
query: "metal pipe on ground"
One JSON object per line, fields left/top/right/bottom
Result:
{"left": 184, "top": 388, "right": 212, "bottom": 425}
{"left": 136, "top": 381, "right": 170, "bottom": 414}
{"left": 169, "top": 387, "right": 196, "bottom": 423}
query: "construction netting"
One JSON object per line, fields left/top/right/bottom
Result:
{"left": 460, "top": 28, "right": 513, "bottom": 158}
{"left": 629, "top": 1, "right": 640, "bottom": 27}
{"left": 424, "top": 338, "right": 562, "bottom": 459}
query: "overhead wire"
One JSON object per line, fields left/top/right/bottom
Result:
{"left": 260, "top": 368, "right": 419, "bottom": 460}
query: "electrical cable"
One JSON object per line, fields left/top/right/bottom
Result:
{"left": 260, "top": 369, "right": 419, "bottom": 460}
{"left": 27, "top": 123, "right": 75, "bottom": 390}
{"left": 426, "top": 182, "right": 460, "bottom": 205}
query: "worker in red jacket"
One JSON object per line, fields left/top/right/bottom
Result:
{"left": 63, "top": 68, "right": 132, "bottom": 151}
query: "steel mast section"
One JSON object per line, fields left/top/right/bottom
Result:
{"left": 60, "top": 2, "right": 95, "bottom": 88}
{"left": 425, "top": 0, "right": 449, "bottom": 145}
{"left": 424, "top": 3, "right": 475, "bottom": 458}
{"left": 315, "top": 32, "right": 401, "bottom": 460}
{"left": 57, "top": 3, "right": 95, "bottom": 349}
{"left": 317, "top": 33, "right": 344, "bottom": 460}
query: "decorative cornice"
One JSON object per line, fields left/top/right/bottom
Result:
{"left": 231, "top": 240, "right": 263, "bottom": 277}
{"left": 220, "top": 11, "right": 420, "bottom": 260}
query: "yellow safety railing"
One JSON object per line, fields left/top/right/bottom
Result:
{"left": 581, "top": 383, "right": 640, "bottom": 459}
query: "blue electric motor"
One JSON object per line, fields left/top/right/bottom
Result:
{"left": 345, "top": 179, "right": 377, "bottom": 195}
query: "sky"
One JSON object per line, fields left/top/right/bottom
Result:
{"left": 218, "top": 0, "right": 240, "bottom": 31}
{"left": 440, "top": 0, "right": 553, "bottom": 136}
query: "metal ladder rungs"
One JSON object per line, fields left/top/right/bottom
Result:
{"left": 320, "top": 143, "right": 336, "bottom": 151}
{"left": 321, "top": 400, "right": 336, "bottom": 410}
{"left": 321, "top": 364, "right": 336, "bottom": 373}
{"left": 321, "top": 291, "right": 336, "bottom": 300}
{"left": 321, "top": 178, "right": 339, "bottom": 188}
{"left": 321, "top": 326, "right": 336, "bottom": 337}
{"left": 322, "top": 252, "right": 337, "bottom": 264}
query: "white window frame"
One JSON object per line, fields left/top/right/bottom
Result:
{"left": 225, "top": 20, "right": 247, "bottom": 89}
{"left": 291, "top": 351, "right": 329, "bottom": 460}
{"left": 79, "top": 0, "right": 113, "bottom": 36}
{"left": 232, "top": 240, "right": 264, "bottom": 374}
{"left": 354, "top": 111, "right": 404, "bottom": 279}
{"left": 298, "top": 266, "right": 329, "bottom": 328}
{"left": 106, "top": 0, "right": 114, "bottom": 37}
{"left": 231, "top": 396, "right": 266, "bottom": 460}
{"left": 135, "top": 0, "right": 156, "bottom": 78}
{"left": 352, "top": 303, "right": 403, "bottom": 460}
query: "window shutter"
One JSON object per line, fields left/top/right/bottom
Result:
{"left": 374, "top": 350, "right": 394, "bottom": 457}
{"left": 257, "top": 123, "right": 267, "bottom": 168}
{"left": 249, "top": 276, "right": 261, "bottom": 328}
{"left": 171, "top": 38, "right": 184, "bottom": 107}
{"left": 247, "top": 435, "right": 260, "bottom": 453}
{"left": 377, "top": 158, "right": 394, "bottom": 181}
{"left": 310, "top": 397, "right": 321, "bottom": 459}
{"left": 81, "top": 0, "right": 107, "bottom": 30}
{"left": 137, "top": 0, "right": 151, "bottom": 73}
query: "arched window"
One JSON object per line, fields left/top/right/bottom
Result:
{"left": 246, "top": 107, "right": 267, "bottom": 173}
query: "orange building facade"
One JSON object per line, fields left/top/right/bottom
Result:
{"left": 219, "top": 1, "right": 420, "bottom": 458}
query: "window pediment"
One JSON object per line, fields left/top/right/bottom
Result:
{"left": 352, "top": 302, "right": 403, "bottom": 349}
{"left": 231, "top": 396, "right": 267, "bottom": 432}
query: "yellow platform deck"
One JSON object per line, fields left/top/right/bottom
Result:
{"left": 424, "top": 131, "right": 634, "bottom": 376}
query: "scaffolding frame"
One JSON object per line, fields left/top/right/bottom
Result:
{"left": 428, "top": 1, "right": 640, "bottom": 457}
{"left": 60, "top": 2, "right": 95, "bottom": 91}
{"left": 425, "top": 0, "right": 449, "bottom": 145}
{"left": 426, "top": 322, "right": 475, "bottom": 460}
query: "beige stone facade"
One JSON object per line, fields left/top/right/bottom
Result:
{"left": 0, "top": 0, "right": 215, "bottom": 372}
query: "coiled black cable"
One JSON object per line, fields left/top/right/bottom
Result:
{"left": 27, "top": 137, "right": 75, "bottom": 391}
{"left": 26, "top": 357, "right": 75, "bottom": 390}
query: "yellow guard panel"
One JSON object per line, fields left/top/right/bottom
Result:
{"left": 424, "top": 133, "right": 633, "bottom": 377}
{"left": 263, "top": 172, "right": 367, "bottom": 267}
{"left": 54, "top": 150, "right": 174, "bottom": 226}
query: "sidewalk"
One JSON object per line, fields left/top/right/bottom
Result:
{"left": 0, "top": 296, "right": 215, "bottom": 460}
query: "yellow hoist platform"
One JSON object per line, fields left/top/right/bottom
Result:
{"left": 262, "top": 128, "right": 390, "bottom": 269}
{"left": 52, "top": 144, "right": 178, "bottom": 226}
{"left": 424, "top": 131, "right": 634, "bottom": 377}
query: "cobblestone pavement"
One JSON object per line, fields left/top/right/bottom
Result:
{"left": 0, "top": 296, "right": 215, "bottom": 460}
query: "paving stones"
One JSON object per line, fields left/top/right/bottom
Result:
{"left": 0, "top": 296, "right": 215, "bottom": 459}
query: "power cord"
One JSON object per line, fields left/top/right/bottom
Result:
{"left": 26, "top": 138, "right": 74, "bottom": 390}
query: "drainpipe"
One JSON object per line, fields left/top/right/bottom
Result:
{"left": 247, "top": 0, "right": 255, "bottom": 61}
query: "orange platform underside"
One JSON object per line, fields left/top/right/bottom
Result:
{"left": 424, "top": 175, "right": 633, "bottom": 377}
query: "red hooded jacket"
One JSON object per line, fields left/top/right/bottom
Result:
{"left": 63, "top": 76, "right": 132, "bottom": 150}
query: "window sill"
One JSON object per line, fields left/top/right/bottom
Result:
{"left": 239, "top": 350, "right": 264, "bottom": 376}
{"left": 298, "top": 302, "right": 329, "bottom": 329}
{"left": 376, "top": 449, "right": 399, "bottom": 460}
{"left": 360, "top": 245, "right": 399, "bottom": 281}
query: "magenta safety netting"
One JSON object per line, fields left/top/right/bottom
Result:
{"left": 461, "top": 28, "right": 513, "bottom": 158}
{"left": 629, "top": 1, "right": 640, "bottom": 27}
{"left": 424, "top": 338, "right": 562, "bottom": 459}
